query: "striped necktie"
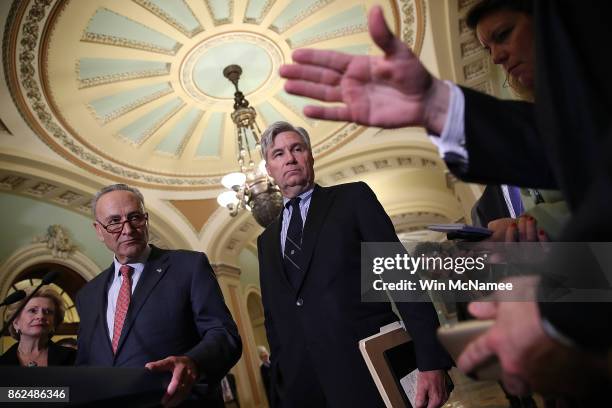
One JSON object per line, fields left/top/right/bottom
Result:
{"left": 284, "top": 197, "right": 303, "bottom": 288}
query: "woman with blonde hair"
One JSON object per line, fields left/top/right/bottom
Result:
{"left": 0, "top": 287, "right": 76, "bottom": 366}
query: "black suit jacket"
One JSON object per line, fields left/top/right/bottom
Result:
{"left": 471, "top": 185, "right": 511, "bottom": 228}
{"left": 0, "top": 340, "right": 76, "bottom": 366}
{"left": 75, "top": 246, "right": 242, "bottom": 401}
{"left": 451, "top": 2, "right": 612, "bottom": 350}
{"left": 257, "top": 183, "right": 452, "bottom": 407}
{"left": 260, "top": 363, "right": 271, "bottom": 403}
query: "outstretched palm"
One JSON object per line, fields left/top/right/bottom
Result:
{"left": 280, "top": 6, "right": 438, "bottom": 129}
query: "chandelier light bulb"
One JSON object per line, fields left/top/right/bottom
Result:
{"left": 257, "top": 160, "right": 267, "bottom": 175}
{"left": 217, "top": 191, "right": 239, "bottom": 208}
{"left": 221, "top": 172, "right": 246, "bottom": 190}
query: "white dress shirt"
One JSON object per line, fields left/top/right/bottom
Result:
{"left": 106, "top": 245, "right": 151, "bottom": 339}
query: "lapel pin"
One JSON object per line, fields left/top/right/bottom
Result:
{"left": 156, "top": 268, "right": 162, "bottom": 273}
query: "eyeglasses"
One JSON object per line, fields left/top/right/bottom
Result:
{"left": 97, "top": 213, "right": 148, "bottom": 233}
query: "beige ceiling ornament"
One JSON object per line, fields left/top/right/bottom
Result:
{"left": 32, "top": 224, "right": 76, "bottom": 259}
{"left": 3, "top": 0, "right": 425, "bottom": 190}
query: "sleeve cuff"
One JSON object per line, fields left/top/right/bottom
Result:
{"left": 428, "top": 81, "right": 468, "bottom": 165}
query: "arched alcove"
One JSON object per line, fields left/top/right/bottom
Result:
{"left": 245, "top": 286, "right": 268, "bottom": 354}
{"left": 1, "top": 262, "right": 86, "bottom": 352}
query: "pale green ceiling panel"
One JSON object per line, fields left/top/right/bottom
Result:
{"left": 244, "top": 0, "right": 274, "bottom": 24}
{"left": 275, "top": 90, "right": 315, "bottom": 125}
{"left": 333, "top": 44, "right": 370, "bottom": 55}
{"left": 196, "top": 112, "right": 223, "bottom": 157}
{"left": 287, "top": 5, "right": 367, "bottom": 48}
{"left": 192, "top": 42, "right": 271, "bottom": 98}
{"left": 0, "top": 193, "right": 109, "bottom": 270}
{"left": 206, "top": 0, "right": 232, "bottom": 23}
{"left": 257, "top": 101, "right": 285, "bottom": 127}
{"left": 89, "top": 82, "right": 173, "bottom": 124}
{"left": 270, "top": 0, "right": 333, "bottom": 33}
{"left": 78, "top": 58, "right": 170, "bottom": 87}
{"left": 136, "top": 0, "right": 202, "bottom": 36}
{"left": 83, "top": 8, "right": 181, "bottom": 54}
{"left": 118, "top": 97, "right": 185, "bottom": 145}
{"left": 155, "top": 107, "right": 202, "bottom": 155}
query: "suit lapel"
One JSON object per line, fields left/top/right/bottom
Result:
{"left": 296, "top": 184, "right": 334, "bottom": 290}
{"left": 114, "top": 246, "right": 169, "bottom": 357}
{"left": 98, "top": 264, "right": 115, "bottom": 355}
{"left": 266, "top": 215, "right": 293, "bottom": 290}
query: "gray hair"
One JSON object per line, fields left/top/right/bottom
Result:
{"left": 91, "top": 184, "right": 145, "bottom": 219}
{"left": 260, "top": 121, "right": 311, "bottom": 160}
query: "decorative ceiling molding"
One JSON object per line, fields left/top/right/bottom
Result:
{"left": 133, "top": 0, "right": 204, "bottom": 38}
{"left": 0, "top": 161, "right": 174, "bottom": 251}
{"left": 315, "top": 142, "right": 445, "bottom": 185}
{"left": 204, "top": 0, "right": 234, "bottom": 26}
{"left": 454, "top": 0, "right": 500, "bottom": 95}
{"left": 2, "top": 0, "right": 426, "bottom": 189}
{"left": 317, "top": 153, "right": 441, "bottom": 186}
{"left": 0, "top": 243, "right": 101, "bottom": 296}
{"left": 390, "top": 211, "right": 449, "bottom": 233}
{"left": 244, "top": 0, "right": 276, "bottom": 25}
{"left": 81, "top": 8, "right": 183, "bottom": 55}
{"left": 270, "top": 0, "right": 334, "bottom": 34}
{"left": 395, "top": 0, "right": 426, "bottom": 56}
{"left": 179, "top": 32, "right": 284, "bottom": 106}
{"left": 286, "top": 5, "right": 368, "bottom": 49}
{"left": 76, "top": 59, "right": 171, "bottom": 89}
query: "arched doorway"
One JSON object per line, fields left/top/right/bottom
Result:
{"left": 246, "top": 289, "right": 269, "bottom": 354}
{"left": 1, "top": 263, "right": 86, "bottom": 352}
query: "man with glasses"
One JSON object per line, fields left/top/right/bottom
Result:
{"left": 76, "top": 184, "right": 241, "bottom": 407}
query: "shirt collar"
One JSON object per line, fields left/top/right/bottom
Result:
{"left": 282, "top": 187, "right": 314, "bottom": 207}
{"left": 113, "top": 244, "right": 152, "bottom": 277}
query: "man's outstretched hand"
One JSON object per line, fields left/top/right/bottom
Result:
{"left": 279, "top": 5, "right": 450, "bottom": 133}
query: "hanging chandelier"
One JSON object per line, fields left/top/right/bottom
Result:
{"left": 216, "top": 64, "right": 283, "bottom": 228}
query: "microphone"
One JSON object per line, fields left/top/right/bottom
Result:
{"left": 42, "top": 270, "right": 59, "bottom": 285}
{"left": 0, "top": 290, "right": 26, "bottom": 307}
{"left": 0, "top": 270, "right": 61, "bottom": 336}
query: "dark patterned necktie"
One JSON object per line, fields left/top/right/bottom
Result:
{"left": 284, "top": 197, "right": 303, "bottom": 288}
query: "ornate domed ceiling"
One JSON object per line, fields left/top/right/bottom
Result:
{"left": 3, "top": 0, "right": 425, "bottom": 190}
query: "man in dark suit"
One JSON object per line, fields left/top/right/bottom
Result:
{"left": 257, "top": 345, "right": 272, "bottom": 403}
{"left": 257, "top": 121, "right": 453, "bottom": 408}
{"left": 76, "top": 184, "right": 242, "bottom": 407}
{"left": 278, "top": 2, "right": 612, "bottom": 399}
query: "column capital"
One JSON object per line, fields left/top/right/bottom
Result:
{"left": 211, "top": 263, "right": 241, "bottom": 279}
